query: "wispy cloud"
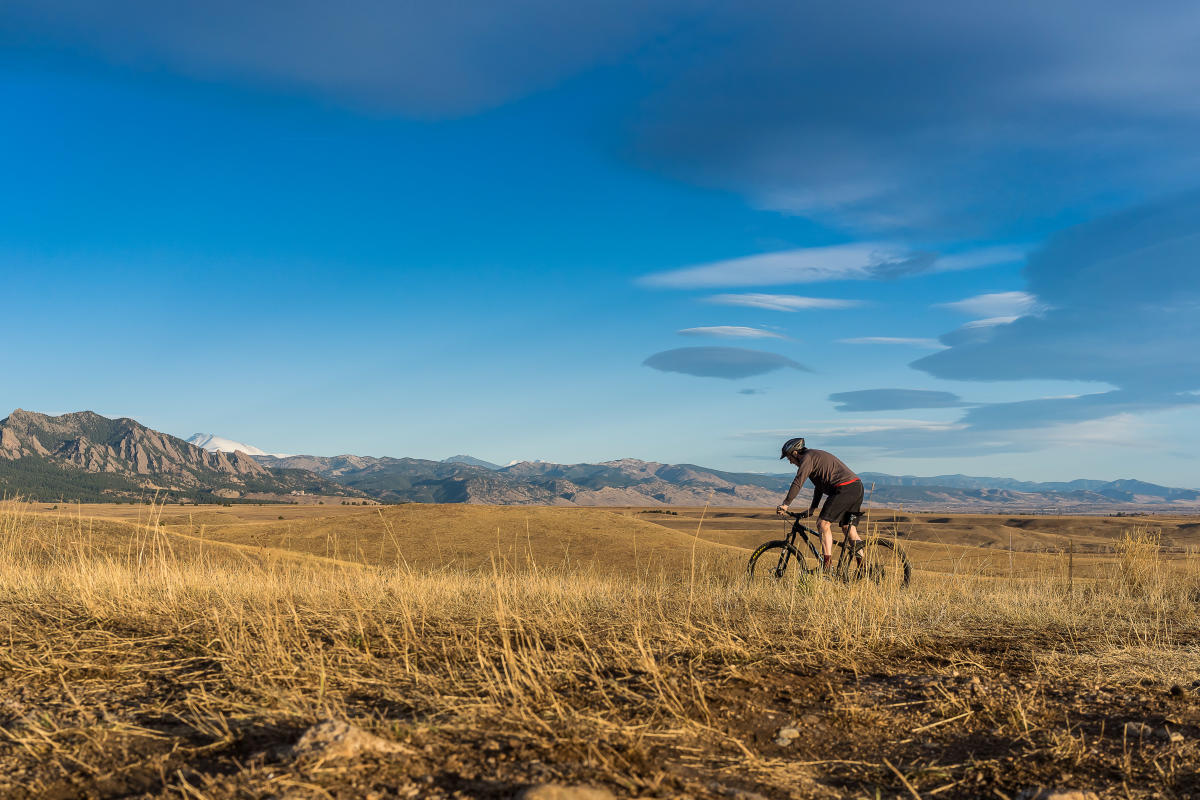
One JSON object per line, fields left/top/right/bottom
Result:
{"left": 838, "top": 337, "right": 945, "bottom": 348}
{"left": 706, "top": 294, "right": 861, "bottom": 312}
{"left": 678, "top": 326, "right": 785, "bottom": 339}
{"left": 962, "top": 316, "right": 1020, "bottom": 328}
{"left": 938, "top": 317, "right": 1022, "bottom": 347}
{"left": 735, "top": 419, "right": 966, "bottom": 441}
{"left": 642, "top": 347, "right": 808, "bottom": 379}
{"left": 640, "top": 243, "right": 1017, "bottom": 289}
{"left": 814, "top": 410, "right": 1167, "bottom": 457}
{"left": 937, "top": 291, "right": 1041, "bottom": 318}
{"left": 641, "top": 243, "right": 906, "bottom": 287}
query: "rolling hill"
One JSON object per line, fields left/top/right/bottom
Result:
{"left": 155, "top": 503, "right": 742, "bottom": 573}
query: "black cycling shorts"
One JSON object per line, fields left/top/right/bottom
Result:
{"left": 819, "top": 480, "right": 864, "bottom": 526}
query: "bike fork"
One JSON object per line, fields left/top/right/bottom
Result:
{"left": 773, "top": 546, "right": 791, "bottom": 577}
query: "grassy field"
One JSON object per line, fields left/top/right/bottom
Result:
{"left": 1, "top": 501, "right": 1198, "bottom": 799}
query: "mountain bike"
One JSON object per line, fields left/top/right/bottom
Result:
{"left": 747, "top": 511, "right": 911, "bottom": 586}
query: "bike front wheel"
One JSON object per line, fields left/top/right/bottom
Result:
{"left": 844, "top": 537, "right": 911, "bottom": 587}
{"left": 747, "top": 540, "right": 818, "bottom": 583}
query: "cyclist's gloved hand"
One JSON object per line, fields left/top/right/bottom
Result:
{"left": 775, "top": 504, "right": 789, "bottom": 515}
{"left": 805, "top": 506, "right": 819, "bottom": 518}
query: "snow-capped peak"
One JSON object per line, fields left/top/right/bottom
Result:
{"left": 185, "top": 433, "right": 290, "bottom": 458}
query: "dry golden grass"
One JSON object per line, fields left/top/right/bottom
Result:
{"left": 1, "top": 499, "right": 1198, "bottom": 799}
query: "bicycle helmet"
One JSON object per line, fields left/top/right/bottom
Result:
{"left": 779, "top": 437, "right": 806, "bottom": 459}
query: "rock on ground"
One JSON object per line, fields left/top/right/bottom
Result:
{"left": 1021, "top": 791, "right": 1100, "bottom": 800}
{"left": 1123, "top": 721, "right": 1154, "bottom": 738}
{"left": 290, "top": 720, "right": 408, "bottom": 761}
{"left": 516, "top": 784, "right": 616, "bottom": 800}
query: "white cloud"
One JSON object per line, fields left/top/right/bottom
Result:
{"left": 814, "top": 421, "right": 967, "bottom": 436}
{"left": 962, "top": 315, "right": 1020, "bottom": 328}
{"left": 839, "top": 336, "right": 946, "bottom": 348}
{"left": 1030, "top": 414, "right": 1154, "bottom": 449}
{"left": 937, "top": 291, "right": 1041, "bottom": 318}
{"left": 736, "top": 419, "right": 965, "bottom": 438}
{"left": 678, "top": 326, "right": 785, "bottom": 339}
{"left": 706, "top": 294, "right": 861, "bottom": 312}
{"left": 640, "top": 243, "right": 905, "bottom": 288}
{"left": 640, "top": 243, "right": 1022, "bottom": 290}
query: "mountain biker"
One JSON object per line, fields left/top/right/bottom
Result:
{"left": 775, "top": 437, "right": 864, "bottom": 572}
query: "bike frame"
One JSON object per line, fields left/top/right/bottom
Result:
{"left": 772, "top": 512, "right": 860, "bottom": 577}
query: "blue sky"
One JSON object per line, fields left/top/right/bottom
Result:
{"left": 2, "top": 1, "right": 1199, "bottom": 485}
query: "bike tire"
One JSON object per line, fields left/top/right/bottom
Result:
{"left": 846, "top": 537, "right": 912, "bottom": 587}
{"left": 747, "top": 539, "right": 818, "bottom": 583}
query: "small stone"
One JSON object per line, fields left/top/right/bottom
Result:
{"left": 777, "top": 726, "right": 801, "bottom": 739}
{"left": 1023, "top": 791, "right": 1100, "bottom": 800}
{"left": 290, "top": 720, "right": 408, "bottom": 762}
{"left": 800, "top": 713, "right": 821, "bottom": 726}
{"left": 1156, "top": 727, "right": 1184, "bottom": 743}
{"left": 517, "top": 784, "right": 615, "bottom": 800}
{"left": 1168, "top": 684, "right": 1188, "bottom": 698}
{"left": 1123, "top": 721, "right": 1153, "bottom": 738}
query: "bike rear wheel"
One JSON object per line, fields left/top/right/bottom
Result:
{"left": 747, "top": 540, "right": 819, "bottom": 583}
{"left": 844, "top": 537, "right": 911, "bottom": 587}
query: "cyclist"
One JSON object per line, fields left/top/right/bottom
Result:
{"left": 775, "top": 437, "right": 864, "bottom": 572}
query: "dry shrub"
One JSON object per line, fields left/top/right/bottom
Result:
{"left": 1113, "top": 528, "right": 1165, "bottom": 597}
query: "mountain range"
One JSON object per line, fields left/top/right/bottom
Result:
{"left": 3, "top": 409, "right": 1199, "bottom": 512}
{"left": 255, "top": 454, "right": 787, "bottom": 506}
{"left": 251, "top": 453, "right": 1200, "bottom": 512}
{"left": 0, "top": 410, "right": 360, "bottom": 503}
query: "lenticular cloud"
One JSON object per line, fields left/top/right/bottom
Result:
{"left": 643, "top": 347, "right": 807, "bottom": 379}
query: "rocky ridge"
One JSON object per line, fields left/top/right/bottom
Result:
{"left": 0, "top": 410, "right": 358, "bottom": 502}
{"left": 1, "top": 410, "right": 266, "bottom": 484}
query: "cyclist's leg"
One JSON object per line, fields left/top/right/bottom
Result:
{"left": 815, "top": 518, "right": 834, "bottom": 570}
